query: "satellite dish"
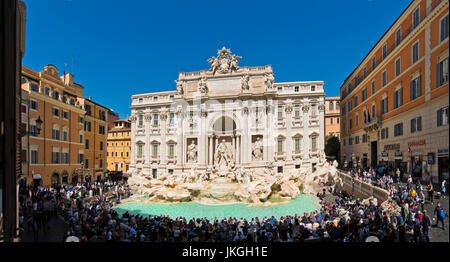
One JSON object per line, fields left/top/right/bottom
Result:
{"left": 365, "top": 236, "right": 379, "bottom": 242}
{"left": 65, "top": 236, "right": 79, "bottom": 242}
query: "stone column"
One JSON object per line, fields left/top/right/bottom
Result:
{"left": 208, "top": 136, "right": 213, "bottom": 166}
{"left": 176, "top": 109, "right": 183, "bottom": 170}
{"left": 303, "top": 102, "right": 310, "bottom": 160}
{"left": 265, "top": 99, "right": 273, "bottom": 162}
{"left": 129, "top": 113, "right": 136, "bottom": 170}
{"left": 242, "top": 105, "right": 249, "bottom": 165}
{"left": 199, "top": 110, "right": 207, "bottom": 166}
{"left": 160, "top": 111, "right": 167, "bottom": 166}
{"left": 232, "top": 135, "right": 236, "bottom": 163}
{"left": 236, "top": 135, "right": 240, "bottom": 164}
{"left": 215, "top": 136, "right": 218, "bottom": 165}
{"left": 286, "top": 103, "right": 293, "bottom": 161}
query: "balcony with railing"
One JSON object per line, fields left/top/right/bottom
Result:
{"left": 274, "top": 151, "right": 286, "bottom": 161}
{"left": 341, "top": 0, "right": 445, "bottom": 101}
{"left": 167, "top": 155, "right": 177, "bottom": 164}
{"left": 292, "top": 151, "right": 302, "bottom": 159}
{"left": 363, "top": 115, "right": 382, "bottom": 132}
{"left": 151, "top": 155, "right": 160, "bottom": 164}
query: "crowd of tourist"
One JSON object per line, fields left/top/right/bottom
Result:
{"left": 19, "top": 165, "right": 448, "bottom": 243}
{"left": 18, "top": 179, "right": 130, "bottom": 241}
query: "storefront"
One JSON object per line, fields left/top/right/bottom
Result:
{"left": 394, "top": 151, "right": 406, "bottom": 172}
{"left": 384, "top": 143, "right": 400, "bottom": 171}
{"left": 438, "top": 148, "right": 449, "bottom": 183}
{"left": 408, "top": 139, "right": 426, "bottom": 178}
{"left": 32, "top": 173, "right": 42, "bottom": 188}
{"left": 380, "top": 152, "right": 389, "bottom": 165}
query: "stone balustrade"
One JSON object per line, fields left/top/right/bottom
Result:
{"left": 336, "top": 170, "right": 390, "bottom": 203}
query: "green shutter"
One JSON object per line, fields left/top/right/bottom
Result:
{"left": 417, "top": 76, "right": 421, "bottom": 97}
{"left": 437, "top": 62, "right": 441, "bottom": 87}
{"left": 437, "top": 109, "right": 441, "bottom": 126}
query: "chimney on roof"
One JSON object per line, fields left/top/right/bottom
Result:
{"left": 61, "top": 72, "right": 74, "bottom": 86}
{"left": 89, "top": 96, "right": 92, "bottom": 100}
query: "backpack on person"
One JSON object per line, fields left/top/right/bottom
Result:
{"left": 439, "top": 209, "right": 446, "bottom": 219}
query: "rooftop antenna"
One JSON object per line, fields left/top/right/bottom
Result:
{"left": 72, "top": 54, "right": 74, "bottom": 76}
{"left": 64, "top": 62, "right": 68, "bottom": 82}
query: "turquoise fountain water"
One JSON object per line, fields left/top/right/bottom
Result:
{"left": 115, "top": 194, "right": 320, "bottom": 221}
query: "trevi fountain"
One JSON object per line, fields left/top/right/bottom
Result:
{"left": 116, "top": 47, "right": 345, "bottom": 219}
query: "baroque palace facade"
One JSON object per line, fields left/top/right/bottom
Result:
{"left": 21, "top": 64, "right": 110, "bottom": 187}
{"left": 340, "top": 0, "right": 449, "bottom": 183}
{"left": 129, "top": 47, "right": 325, "bottom": 178}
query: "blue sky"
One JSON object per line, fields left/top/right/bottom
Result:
{"left": 23, "top": 0, "right": 412, "bottom": 118}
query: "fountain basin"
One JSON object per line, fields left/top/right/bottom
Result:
{"left": 114, "top": 194, "right": 320, "bottom": 221}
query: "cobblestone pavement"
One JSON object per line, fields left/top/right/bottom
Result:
{"left": 21, "top": 214, "right": 67, "bottom": 242}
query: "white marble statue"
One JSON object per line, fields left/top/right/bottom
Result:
{"left": 208, "top": 56, "right": 220, "bottom": 74}
{"left": 174, "top": 80, "right": 183, "bottom": 95}
{"left": 265, "top": 73, "right": 274, "bottom": 90}
{"left": 187, "top": 140, "right": 198, "bottom": 162}
{"left": 214, "top": 139, "right": 233, "bottom": 167}
{"left": 252, "top": 137, "right": 263, "bottom": 160}
{"left": 199, "top": 77, "right": 208, "bottom": 93}
{"left": 241, "top": 74, "right": 249, "bottom": 90}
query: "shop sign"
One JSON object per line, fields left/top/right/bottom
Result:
{"left": 384, "top": 143, "right": 400, "bottom": 151}
{"left": 428, "top": 152, "right": 435, "bottom": 165}
{"left": 381, "top": 152, "right": 388, "bottom": 157}
{"left": 408, "top": 139, "right": 426, "bottom": 147}
{"left": 438, "top": 148, "right": 449, "bottom": 156}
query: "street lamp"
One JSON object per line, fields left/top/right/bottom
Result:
{"left": 22, "top": 116, "right": 43, "bottom": 136}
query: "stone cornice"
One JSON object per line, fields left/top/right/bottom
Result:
{"left": 29, "top": 90, "right": 85, "bottom": 114}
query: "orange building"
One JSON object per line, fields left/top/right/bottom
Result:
{"left": 77, "top": 98, "right": 109, "bottom": 182}
{"left": 340, "top": 0, "right": 448, "bottom": 183}
{"left": 324, "top": 96, "right": 340, "bottom": 139}
{"left": 21, "top": 65, "right": 86, "bottom": 187}
{"left": 21, "top": 65, "right": 110, "bottom": 187}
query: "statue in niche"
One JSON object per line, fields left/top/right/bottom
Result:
{"left": 241, "top": 74, "right": 250, "bottom": 90}
{"left": 199, "top": 77, "right": 208, "bottom": 93}
{"left": 252, "top": 137, "right": 263, "bottom": 160}
{"left": 214, "top": 139, "right": 233, "bottom": 167}
{"left": 187, "top": 140, "right": 198, "bottom": 162}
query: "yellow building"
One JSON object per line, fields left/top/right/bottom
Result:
{"left": 107, "top": 119, "right": 131, "bottom": 173}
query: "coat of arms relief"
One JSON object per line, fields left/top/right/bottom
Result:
{"left": 207, "top": 47, "right": 242, "bottom": 74}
